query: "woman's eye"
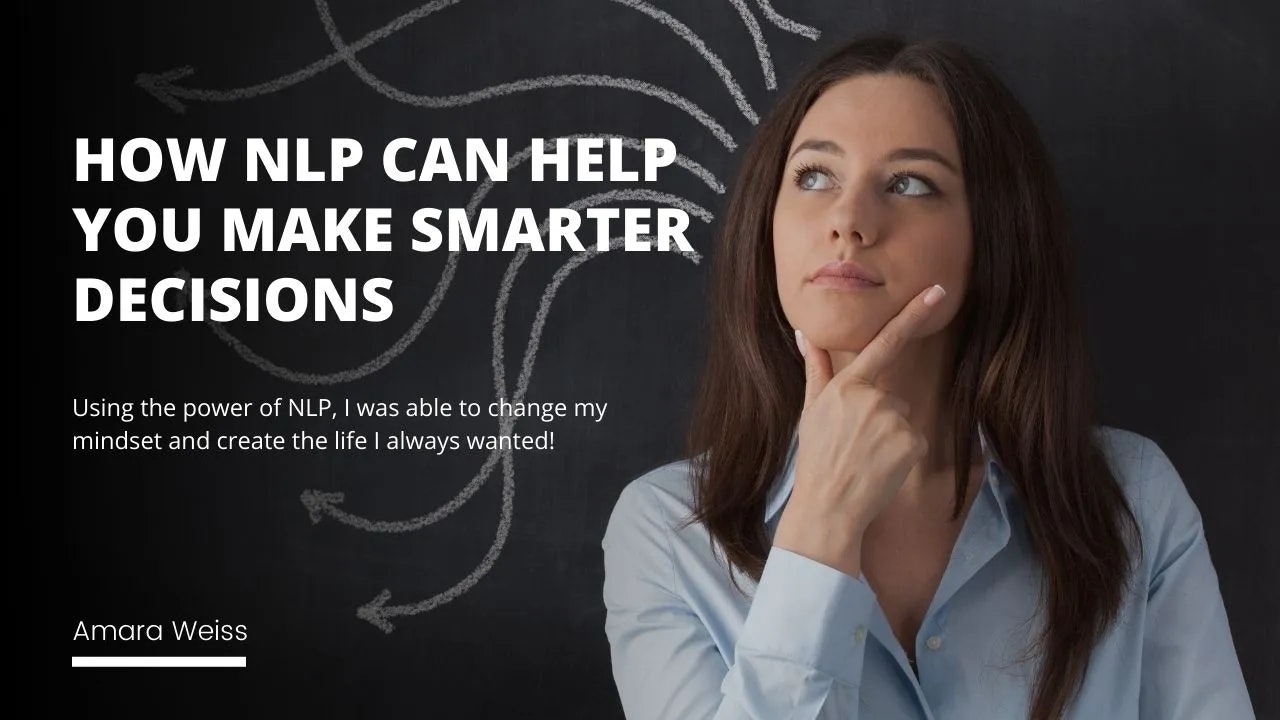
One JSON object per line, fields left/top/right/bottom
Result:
{"left": 794, "top": 167, "right": 834, "bottom": 191}
{"left": 889, "top": 174, "right": 934, "bottom": 197}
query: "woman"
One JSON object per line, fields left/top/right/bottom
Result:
{"left": 601, "top": 34, "right": 1253, "bottom": 719}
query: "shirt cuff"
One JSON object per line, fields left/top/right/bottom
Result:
{"left": 735, "top": 545, "right": 879, "bottom": 687}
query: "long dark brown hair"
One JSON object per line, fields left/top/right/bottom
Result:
{"left": 684, "top": 34, "right": 1141, "bottom": 720}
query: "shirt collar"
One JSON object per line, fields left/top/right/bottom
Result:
{"left": 764, "top": 420, "right": 1012, "bottom": 524}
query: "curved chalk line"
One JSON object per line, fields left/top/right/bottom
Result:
{"left": 752, "top": 0, "right": 820, "bottom": 41}
{"left": 728, "top": 0, "right": 778, "bottom": 91}
{"left": 302, "top": 189, "right": 712, "bottom": 532}
{"left": 136, "top": 0, "right": 464, "bottom": 113}
{"left": 606, "top": 0, "right": 758, "bottom": 122}
{"left": 728, "top": 0, "right": 823, "bottom": 90}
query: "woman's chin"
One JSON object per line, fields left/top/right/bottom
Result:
{"left": 798, "top": 328, "right": 873, "bottom": 355}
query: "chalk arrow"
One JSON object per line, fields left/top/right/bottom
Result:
{"left": 356, "top": 589, "right": 396, "bottom": 633}
{"left": 300, "top": 490, "right": 346, "bottom": 524}
{"left": 132, "top": 0, "right": 774, "bottom": 143}
{"left": 135, "top": 66, "right": 197, "bottom": 113}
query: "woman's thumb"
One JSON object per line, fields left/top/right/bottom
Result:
{"left": 796, "top": 329, "right": 833, "bottom": 410}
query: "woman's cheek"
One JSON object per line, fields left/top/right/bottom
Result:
{"left": 776, "top": 272, "right": 802, "bottom": 328}
{"left": 911, "top": 279, "right": 962, "bottom": 337}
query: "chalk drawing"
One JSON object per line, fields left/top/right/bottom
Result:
{"left": 138, "top": 0, "right": 770, "bottom": 149}
{"left": 355, "top": 232, "right": 701, "bottom": 631}
{"left": 303, "top": 189, "right": 711, "bottom": 533}
{"left": 139, "top": 1, "right": 822, "bottom": 630}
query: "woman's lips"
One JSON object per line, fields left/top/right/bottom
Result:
{"left": 809, "top": 260, "right": 884, "bottom": 289}
{"left": 810, "top": 275, "right": 884, "bottom": 290}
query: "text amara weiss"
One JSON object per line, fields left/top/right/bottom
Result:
{"left": 73, "top": 620, "right": 247, "bottom": 642}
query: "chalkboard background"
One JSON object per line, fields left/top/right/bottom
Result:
{"left": 60, "top": 0, "right": 1277, "bottom": 716}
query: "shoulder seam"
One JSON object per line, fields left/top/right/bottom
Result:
{"left": 648, "top": 479, "right": 689, "bottom": 604}
{"left": 1138, "top": 436, "right": 1161, "bottom": 533}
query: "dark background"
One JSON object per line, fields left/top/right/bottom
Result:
{"left": 60, "top": 0, "right": 1278, "bottom": 717}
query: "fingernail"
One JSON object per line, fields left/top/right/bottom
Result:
{"left": 794, "top": 329, "right": 808, "bottom": 358}
{"left": 923, "top": 284, "right": 946, "bottom": 306}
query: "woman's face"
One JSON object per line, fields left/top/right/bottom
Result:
{"left": 773, "top": 73, "right": 971, "bottom": 353}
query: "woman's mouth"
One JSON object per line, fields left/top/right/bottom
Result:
{"left": 810, "top": 275, "right": 884, "bottom": 290}
{"left": 810, "top": 260, "right": 885, "bottom": 291}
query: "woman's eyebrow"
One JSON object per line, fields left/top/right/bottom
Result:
{"left": 883, "top": 147, "right": 960, "bottom": 175}
{"left": 788, "top": 138, "right": 844, "bottom": 160}
{"left": 787, "top": 139, "right": 960, "bottom": 176}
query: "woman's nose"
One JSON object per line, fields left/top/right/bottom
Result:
{"left": 826, "top": 185, "right": 878, "bottom": 246}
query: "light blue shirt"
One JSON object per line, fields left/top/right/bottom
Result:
{"left": 601, "top": 424, "right": 1254, "bottom": 719}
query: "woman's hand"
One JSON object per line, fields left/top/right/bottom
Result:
{"left": 773, "top": 284, "right": 947, "bottom": 579}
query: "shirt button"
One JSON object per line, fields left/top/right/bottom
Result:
{"left": 926, "top": 635, "right": 943, "bottom": 651}
{"left": 853, "top": 626, "right": 867, "bottom": 644}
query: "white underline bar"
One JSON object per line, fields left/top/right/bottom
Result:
{"left": 72, "top": 656, "right": 247, "bottom": 668}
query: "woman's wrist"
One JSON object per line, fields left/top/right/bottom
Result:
{"left": 773, "top": 502, "right": 866, "bottom": 579}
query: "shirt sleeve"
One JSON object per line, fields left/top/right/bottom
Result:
{"left": 602, "top": 479, "right": 879, "bottom": 720}
{"left": 1137, "top": 439, "right": 1256, "bottom": 720}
